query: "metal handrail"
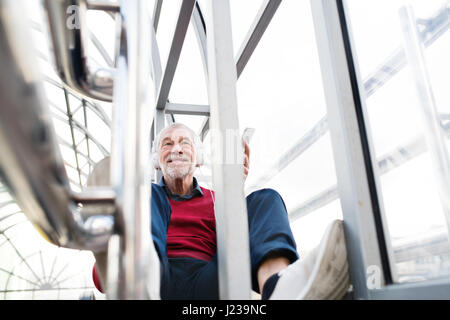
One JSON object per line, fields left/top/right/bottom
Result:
{"left": 0, "top": 0, "right": 114, "bottom": 253}
{"left": 44, "top": 0, "right": 114, "bottom": 102}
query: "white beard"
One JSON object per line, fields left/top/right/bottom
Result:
{"left": 161, "top": 154, "right": 196, "bottom": 179}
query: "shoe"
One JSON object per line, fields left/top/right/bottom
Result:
{"left": 269, "top": 219, "right": 350, "bottom": 300}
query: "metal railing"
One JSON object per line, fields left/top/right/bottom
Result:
{"left": 44, "top": 0, "right": 115, "bottom": 102}
{"left": 0, "top": 0, "right": 114, "bottom": 254}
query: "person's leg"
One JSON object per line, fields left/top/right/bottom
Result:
{"left": 191, "top": 254, "right": 220, "bottom": 299}
{"left": 163, "top": 257, "right": 214, "bottom": 299}
{"left": 245, "top": 188, "right": 299, "bottom": 294}
{"left": 257, "top": 254, "right": 290, "bottom": 293}
{"left": 172, "top": 189, "right": 294, "bottom": 300}
{"left": 268, "top": 219, "right": 350, "bottom": 300}
{"left": 246, "top": 188, "right": 350, "bottom": 300}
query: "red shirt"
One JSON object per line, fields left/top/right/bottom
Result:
{"left": 166, "top": 187, "right": 216, "bottom": 261}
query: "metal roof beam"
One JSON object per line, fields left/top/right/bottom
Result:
{"left": 155, "top": 0, "right": 196, "bottom": 111}
{"left": 198, "top": 0, "right": 282, "bottom": 140}
{"left": 152, "top": 0, "right": 163, "bottom": 33}
{"left": 165, "top": 103, "right": 210, "bottom": 116}
{"left": 86, "top": 0, "right": 120, "bottom": 12}
{"left": 235, "top": 0, "right": 282, "bottom": 78}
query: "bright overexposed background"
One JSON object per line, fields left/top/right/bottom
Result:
{"left": 0, "top": 0, "right": 449, "bottom": 299}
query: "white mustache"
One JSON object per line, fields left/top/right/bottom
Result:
{"left": 166, "top": 154, "right": 190, "bottom": 163}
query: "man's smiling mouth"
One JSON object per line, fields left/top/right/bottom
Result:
{"left": 167, "top": 159, "right": 188, "bottom": 163}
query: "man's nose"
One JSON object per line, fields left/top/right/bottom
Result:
{"left": 171, "top": 142, "right": 183, "bottom": 153}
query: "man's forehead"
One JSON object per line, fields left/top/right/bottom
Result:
{"left": 160, "top": 127, "right": 193, "bottom": 141}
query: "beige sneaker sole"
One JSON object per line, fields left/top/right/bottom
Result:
{"left": 298, "top": 219, "right": 350, "bottom": 300}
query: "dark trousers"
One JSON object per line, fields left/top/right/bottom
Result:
{"left": 150, "top": 185, "right": 299, "bottom": 300}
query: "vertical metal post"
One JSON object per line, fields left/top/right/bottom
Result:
{"left": 399, "top": 6, "right": 450, "bottom": 238}
{"left": 310, "top": 0, "right": 397, "bottom": 299}
{"left": 110, "top": 0, "right": 159, "bottom": 299}
{"left": 150, "top": 23, "right": 163, "bottom": 182}
{"left": 205, "top": 0, "right": 252, "bottom": 299}
{"left": 154, "top": 110, "right": 165, "bottom": 183}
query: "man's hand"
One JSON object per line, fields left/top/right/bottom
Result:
{"left": 243, "top": 138, "right": 250, "bottom": 181}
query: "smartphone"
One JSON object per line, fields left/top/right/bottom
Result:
{"left": 242, "top": 127, "right": 255, "bottom": 144}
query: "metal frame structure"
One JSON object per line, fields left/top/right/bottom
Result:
{"left": 311, "top": 0, "right": 392, "bottom": 299}
{"left": 204, "top": 0, "right": 252, "bottom": 299}
{"left": 0, "top": 0, "right": 449, "bottom": 300}
{"left": 311, "top": 0, "right": 450, "bottom": 299}
{"left": 399, "top": 6, "right": 450, "bottom": 237}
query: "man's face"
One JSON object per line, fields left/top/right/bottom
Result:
{"left": 158, "top": 127, "right": 196, "bottom": 179}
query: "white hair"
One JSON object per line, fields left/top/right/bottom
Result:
{"left": 153, "top": 123, "right": 202, "bottom": 153}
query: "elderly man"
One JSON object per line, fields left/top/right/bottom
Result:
{"left": 91, "top": 123, "right": 349, "bottom": 299}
